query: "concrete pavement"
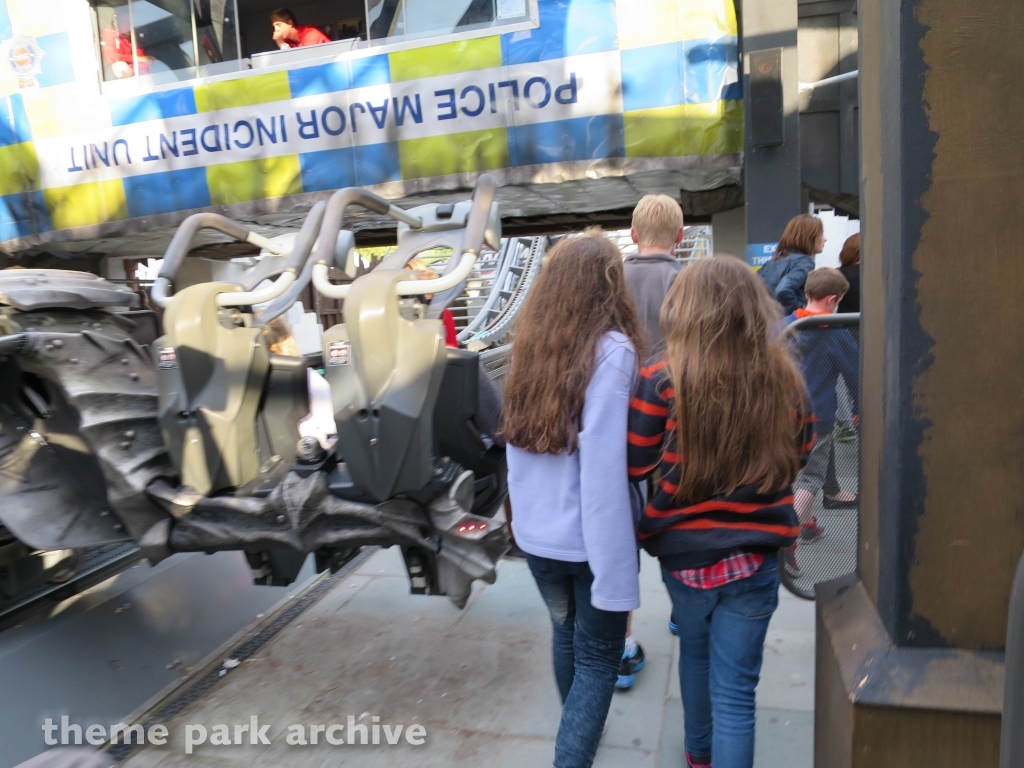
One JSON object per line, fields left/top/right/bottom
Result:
{"left": 120, "top": 547, "right": 815, "bottom": 768}
{"left": 0, "top": 552, "right": 320, "bottom": 768}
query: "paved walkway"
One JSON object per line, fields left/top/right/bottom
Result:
{"left": 123, "top": 547, "right": 814, "bottom": 768}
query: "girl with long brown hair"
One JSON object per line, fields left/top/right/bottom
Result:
{"left": 757, "top": 213, "right": 824, "bottom": 314}
{"left": 627, "top": 256, "right": 814, "bottom": 768}
{"left": 504, "top": 230, "right": 644, "bottom": 768}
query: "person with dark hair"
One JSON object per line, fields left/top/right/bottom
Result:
{"left": 504, "top": 229, "right": 644, "bottom": 768}
{"left": 837, "top": 232, "right": 861, "bottom": 313}
{"left": 757, "top": 213, "right": 825, "bottom": 315}
{"left": 270, "top": 8, "right": 330, "bottom": 49}
{"left": 629, "top": 256, "right": 813, "bottom": 768}
{"left": 833, "top": 232, "right": 861, "bottom": 445}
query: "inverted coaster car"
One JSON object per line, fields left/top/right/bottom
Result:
{"left": 0, "top": 175, "right": 508, "bottom": 608}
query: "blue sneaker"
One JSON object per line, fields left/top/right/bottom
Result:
{"left": 668, "top": 613, "right": 679, "bottom": 636}
{"left": 615, "top": 643, "right": 645, "bottom": 690}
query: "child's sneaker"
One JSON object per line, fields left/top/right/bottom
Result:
{"left": 686, "top": 751, "right": 711, "bottom": 768}
{"left": 615, "top": 643, "right": 645, "bottom": 690}
{"left": 783, "top": 545, "right": 802, "bottom": 579}
{"left": 800, "top": 516, "right": 825, "bottom": 542}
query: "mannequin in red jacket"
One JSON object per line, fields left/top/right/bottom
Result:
{"left": 101, "top": 24, "right": 153, "bottom": 78}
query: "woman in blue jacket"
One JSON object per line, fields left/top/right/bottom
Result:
{"left": 758, "top": 214, "right": 825, "bottom": 314}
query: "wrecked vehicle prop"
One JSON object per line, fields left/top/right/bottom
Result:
{"left": 0, "top": 175, "right": 508, "bottom": 610}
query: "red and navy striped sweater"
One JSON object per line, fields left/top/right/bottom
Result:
{"left": 627, "top": 359, "right": 814, "bottom": 570}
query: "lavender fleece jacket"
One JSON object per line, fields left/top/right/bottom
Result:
{"left": 507, "top": 332, "right": 641, "bottom": 612}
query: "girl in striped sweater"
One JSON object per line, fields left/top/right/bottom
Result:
{"left": 627, "top": 256, "right": 814, "bottom": 768}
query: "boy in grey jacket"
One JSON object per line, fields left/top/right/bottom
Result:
{"left": 615, "top": 194, "right": 685, "bottom": 690}
{"left": 623, "top": 195, "right": 685, "bottom": 356}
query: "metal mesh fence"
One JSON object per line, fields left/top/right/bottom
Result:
{"left": 610, "top": 225, "right": 714, "bottom": 263}
{"left": 781, "top": 314, "right": 860, "bottom": 600}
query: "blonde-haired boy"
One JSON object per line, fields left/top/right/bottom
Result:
{"left": 631, "top": 193, "right": 685, "bottom": 250}
{"left": 616, "top": 194, "right": 685, "bottom": 691}
{"left": 624, "top": 194, "right": 685, "bottom": 355}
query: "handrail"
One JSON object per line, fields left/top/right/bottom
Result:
{"left": 784, "top": 312, "right": 861, "bottom": 333}
{"left": 151, "top": 213, "right": 290, "bottom": 309}
{"left": 1000, "top": 547, "right": 1024, "bottom": 767}
{"left": 246, "top": 202, "right": 331, "bottom": 324}
{"left": 799, "top": 69, "right": 858, "bottom": 93}
{"left": 407, "top": 174, "right": 496, "bottom": 296}
{"left": 308, "top": 188, "right": 407, "bottom": 300}
{"left": 214, "top": 273, "right": 297, "bottom": 309}
{"left": 240, "top": 201, "right": 327, "bottom": 293}
{"left": 312, "top": 174, "right": 498, "bottom": 300}
{"left": 403, "top": 253, "right": 475, "bottom": 296}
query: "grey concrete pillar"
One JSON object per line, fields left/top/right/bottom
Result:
{"left": 710, "top": 206, "right": 745, "bottom": 259}
{"left": 740, "top": 0, "right": 801, "bottom": 267}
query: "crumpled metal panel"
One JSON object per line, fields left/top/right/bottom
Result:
{"left": 150, "top": 470, "right": 508, "bottom": 608}
{"left": 425, "top": 473, "right": 507, "bottom": 608}
{"left": 0, "top": 270, "right": 139, "bottom": 311}
{"left": 0, "top": 397, "right": 127, "bottom": 548}
{"left": 0, "top": 309, "right": 173, "bottom": 549}
{"left": 153, "top": 471, "right": 435, "bottom": 553}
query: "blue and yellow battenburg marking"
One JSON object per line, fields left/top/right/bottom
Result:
{"left": 0, "top": 0, "right": 742, "bottom": 241}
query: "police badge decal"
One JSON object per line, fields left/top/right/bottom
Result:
{"left": 6, "top": 35, "right": 45, "bottom": 89}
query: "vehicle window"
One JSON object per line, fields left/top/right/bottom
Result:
{"left": 95, "top": 0, "right": 139, "bottom": 81}
{"left": 196, "top": 0, "right": 240, "bottom": 67}
{"left": 130, "top": 0, "right": 196, "bottom": 82}
{"left": 94, "top": 0, "right": 240, "bottom": 83}
{"left": 95, "top": 0, "right": 532, "bottom": 87}
{"left": 366, "top": 0, "right": 530, "bottom": 44}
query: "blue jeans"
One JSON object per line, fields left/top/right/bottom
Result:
{"left": 662, "top": 556, "right": 780, "bottom": 768}
{"left": 527, "top": 554, "right": 628, "bottom": 768}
